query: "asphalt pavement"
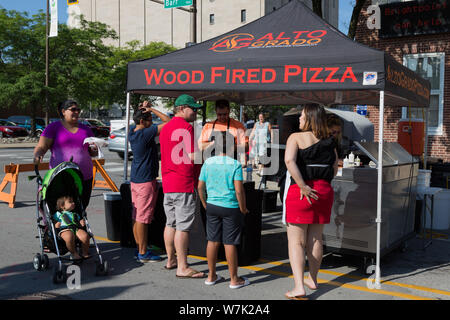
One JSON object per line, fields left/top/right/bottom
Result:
{"left": 0, "top": 143, "right": 449, "bottom": 304}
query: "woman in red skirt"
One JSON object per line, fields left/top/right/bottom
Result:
{"left": 283, "top": 104, "right": 338, "bottom": 300}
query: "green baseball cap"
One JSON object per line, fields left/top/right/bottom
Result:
{"left": 174, "top": 94, "right": 202, "bottom": 109}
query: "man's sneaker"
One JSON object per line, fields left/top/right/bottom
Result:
{"left": 138, "top": 250, "right": 162, "bottom": 263}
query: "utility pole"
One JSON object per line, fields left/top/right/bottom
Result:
{"left": 191, "top": 0, "right": 197, "bottom": 44}
{"left": 45, "top": 0, "right": 49, "bottom": 126}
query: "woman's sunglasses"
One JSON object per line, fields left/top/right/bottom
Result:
{"left": 67, "top": 107, "right": 81, "bottom": 113}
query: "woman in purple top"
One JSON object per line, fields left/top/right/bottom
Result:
{"left": 33, "top": 100, "right": 98, "bottom": 208}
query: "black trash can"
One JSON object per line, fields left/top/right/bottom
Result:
{"left": 147, "top": 181, "right": 167, "bottom": 251}
{"left": 236, "top": 188, "right": 263, "bottom": 266}
{"left": 103, "top": 192, "right": 122, "bottom": 241}
{"left": 187, "top": 202, "right": 208, "bottom": 257}
{"left": 119, "top": 182, "right": 136, "bottom": 248}
{"left": 262, "top": 190, "right": 278, "bottom": 213}
{"left": 214, "top": 182, "right": 263, "bottom": 266}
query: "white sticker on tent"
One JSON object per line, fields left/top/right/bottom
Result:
{"left": 363, "top": 72, "right": 377, "bottom": 85}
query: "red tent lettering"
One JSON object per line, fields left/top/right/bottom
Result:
{"left": 284, "top": 66, "right": 358, "bottom": 83}
{"left": 144, "top": 69, "right": 204, "bottom": 85}
{"left": 211, "top": 67, "right": 276, "bottom": 84}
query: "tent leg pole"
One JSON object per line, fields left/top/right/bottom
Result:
{"left": 424, "top": 107, "right": 429, "bottom": 169}
{"left": 375, "top": 91, "right": 384, "bottom": 290}
{"left": 124, "top": 92, "right": 131, "bottom": 182}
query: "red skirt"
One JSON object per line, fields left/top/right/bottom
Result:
{"left": 285, "top": 180, "right": 334, "bottom": 224}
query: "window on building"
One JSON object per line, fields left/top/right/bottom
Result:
{"left": 209, "top": 14, "right": 215, "bottom": 25}
{"left": 241, "top": 9, "right": 246, "bottom": 23}
{"left": 403, "top": 53, "right": 445, "bottom": 135}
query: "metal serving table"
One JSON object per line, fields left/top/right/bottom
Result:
{"left": 323, "top": 142, "right": 419, "bottom": 272}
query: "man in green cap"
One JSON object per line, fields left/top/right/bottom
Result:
{"left": 159, "top": 94, "right": 205, "bottom": 278}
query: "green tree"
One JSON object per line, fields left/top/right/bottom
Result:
{"left": 105, "top": 40, "right": 176, "bottom": 110}
{"left": 0, "top": 9, "right": 118, "bottom": 134}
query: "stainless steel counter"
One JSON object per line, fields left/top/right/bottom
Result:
{"left": 323, "top": 142, "right": 419, "bottom": 265}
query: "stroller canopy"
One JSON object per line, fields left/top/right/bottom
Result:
{"left": 41, "top": 162, "right": 84, "bottom": 202}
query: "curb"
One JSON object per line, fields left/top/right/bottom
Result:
{"left": 0, "top": 143, "right": 37, "bottom": 149}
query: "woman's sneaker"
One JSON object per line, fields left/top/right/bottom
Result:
{"left": 138, "top": 250, "right": 162, "bottom": 263}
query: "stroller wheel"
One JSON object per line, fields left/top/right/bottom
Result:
{"left": 42, "top": 254, "right": 49, "bottom": 271}
{"left": 33, "top": 254, "right": 43, "bottom": 271}
{"left": 52, "top": 265, "right": 67, "bottom": 284}
{"left": 95, "top": 260, "right": 109, "bottom": 276}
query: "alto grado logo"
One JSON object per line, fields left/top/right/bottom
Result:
{"left": 210, "top": 33, "right": 255, "bottom": 52}
{"left": 209, "top": 31, "right": 327, "bottom": 52}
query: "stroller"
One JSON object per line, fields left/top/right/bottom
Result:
{"left": 30, "top": 161, "right": 108, "bottom": 283}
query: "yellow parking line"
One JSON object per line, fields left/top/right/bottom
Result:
{"left": 259, "top": 258, "right": 450, "bottom": 297}
{"left": 191, "top": 255, "right": 433, "bottom": 300}
{"left": 94, "top": 236, "right": 120, "bottom": 243}
{"left": 92, "top": 238, "right": 443, "bottom": 300}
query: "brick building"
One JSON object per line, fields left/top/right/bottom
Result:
{"left": 355, "top": 0, "right": 450, "bottom": 162}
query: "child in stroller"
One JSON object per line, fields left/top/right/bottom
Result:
{"left": 54, "top": 195, "right": 90, "bottom": 261}
{"left": 32, "top": 161, "right": 108, "bottom": 283}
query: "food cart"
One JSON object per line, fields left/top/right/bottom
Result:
{"left": 324, "top": 141, "right": 418, "bottom": 272}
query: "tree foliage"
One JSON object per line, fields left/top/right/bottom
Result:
{"left": 0, "top": 8, "right": 176, "bottom": 123}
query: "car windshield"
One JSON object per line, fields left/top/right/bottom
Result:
{"left": 0, "top": 120, "right": 16, "bottom": 126}
{"left": 8, "top": 117, "right": 26, "bottom": 124}
{"left": 87, "top": 119, "right": 106, "bottom": 126}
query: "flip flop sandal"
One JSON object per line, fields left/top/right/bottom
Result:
{"left": 176, "top": 269, "right": 205, "bottom": 279}
{"left": 229, "top": 277, "right": 250, "bottom": 289}
{"left": 285, "top": 292, "right": 309, "bottom": 300}
{"left": 164, "top": 265, "right": 177, "bottom": 270}
{"left": 205, "top": 275, "right": 224, "bottom": 286}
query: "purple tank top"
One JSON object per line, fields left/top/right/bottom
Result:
{"left": 41, "top": 121, "right": 94, "bottom": 180}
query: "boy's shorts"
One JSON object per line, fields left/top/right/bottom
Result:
{"left": 131, "top": 181, "right": 158, "bottom": 224}
{"left": 163, "top": 192, "right": 199, "bottom": 232}
{"left": 205, "top": 203, "right": 244, "bottom": 245}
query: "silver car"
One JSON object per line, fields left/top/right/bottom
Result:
{"left": 108, "top": 122, "right": 161, "bottom": 159}
{"left": 108, "top": 127, "right": 131, "bottom": 159}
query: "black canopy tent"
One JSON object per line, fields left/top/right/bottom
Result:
{"left": 125, "top": 0, "right": 430, "bottom": 287}
{"left": 127, "top": 0, "right": 429, "bottom": 107}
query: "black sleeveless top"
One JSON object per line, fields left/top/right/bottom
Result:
{"left": 290, "top": 136, "right": 336, "bottom": 184}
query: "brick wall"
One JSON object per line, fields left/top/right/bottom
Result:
{"left": 355, "top": 1, "right": 450, "bottom": 162}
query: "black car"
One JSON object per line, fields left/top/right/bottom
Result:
{"left": 80, "top": 119, "right": 110, "bottom": 138}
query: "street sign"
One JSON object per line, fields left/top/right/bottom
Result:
{"left": 164, "top": 0, "right": 193, "bottom": 9}
{"left": 67, "top": 0, "right": 79, "bottom": 5}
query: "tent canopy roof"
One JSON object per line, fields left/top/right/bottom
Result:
{"left": 127, "top": 0, "right": 430, "bottom": 107}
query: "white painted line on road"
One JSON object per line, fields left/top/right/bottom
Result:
{"left": 102, "top": 162, "right": 122, "bottom": 167}
{"left": 0, "top": 154, "right": 18, "bottom": 157}
{"left": 106, "top": 167, "right": 131, "bottom": 172}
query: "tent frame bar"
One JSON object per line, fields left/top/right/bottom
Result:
{"left": 375, "top": 91, "right": 384, "bottom": 289}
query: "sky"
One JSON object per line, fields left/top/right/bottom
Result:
{"left": 0, "top": 0, "right": 69, "bottom": 23}
{"left": 0, "top": 0, "right": 354, "bottom": 34}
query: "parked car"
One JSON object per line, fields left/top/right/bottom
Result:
{"left": 7, "top": 116, "right": 46, "bottom": 137}
{"left": 0, "top": 119, "right": 29, "bottom": 138}
{"left": 80, "top": 119, "right": 110, "bottom": 138}
{"left": 108, "top": 125, "right": 160, "bottom": 159}
{"left": 108, "top": 127, "right": 132, "bottom": 159}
